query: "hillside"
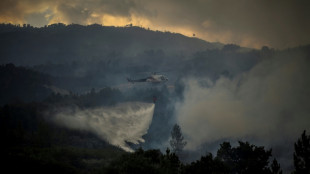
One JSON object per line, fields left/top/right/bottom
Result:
{"left": 0, "top": 64, "right": 53, "bottom": 105}
{"left": 0, "top": 23, "right": 220, "bottom": 66}
{"left": 0, "top": 23, "right": 227, "bottom": 92}
{"left": 1, "top": 23, "right": 310, "bottom": 173}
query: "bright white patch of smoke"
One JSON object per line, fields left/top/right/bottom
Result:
{"left": 52, "top": 102, "right": 155, "bottom": 152}
{"left": 176, "top": 52, "right": 310, "bottom": 151}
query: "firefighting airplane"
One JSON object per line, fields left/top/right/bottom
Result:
{"left": 127, "top": 72, "right": 168, "bottom": 84}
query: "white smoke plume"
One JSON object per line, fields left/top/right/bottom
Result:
{"left": 51, "top": 102, "right": 155, "bottom": 152}
{"left": 176, "top": 50, "right": 310, "bottom": 160}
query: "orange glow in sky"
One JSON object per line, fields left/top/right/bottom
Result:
{"left": 0, "top": 0, "right": 309, "bottom": 49}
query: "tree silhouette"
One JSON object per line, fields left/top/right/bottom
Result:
{"left": 216, "top": 142, "right": 235, "bottom": 171}
{"left": 217, "top": 141, "right": 273, "bottom": 174}
{"left": 293, "top": 130, "right": 310, "bottom": 174}
{"left": 170, "top": 124, "right": 187, "bottom": 154}
{"left": 183, "top": 153, "right": 229, "bottom": 174}
{"left": 270, "top": 158, "right": 282, "bottom": 174}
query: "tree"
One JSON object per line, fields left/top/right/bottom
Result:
{"left": 270, "top": 158, "right": 282, "bottom": 174}
{"left": 216, "top": 142, "right": 235, "bottom": 171}
{"left": 161, "top": 148, "right": 181, "bottom": 174}
{"left": 217, "top": 141, "right": 273, "bottom": 174}
{"left": 183, "top": 153, "right": 229, "bottom": 174}
{"left": 293, "top": 130, "right": 310, "bottom": 174}
{"left": 105, "top": 148, "right": 181, "bottom": 174}
{"left": 170, "top": 124, "right": 187, "bottom": 154}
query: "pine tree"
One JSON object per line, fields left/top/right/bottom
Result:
{"left": 293, "top": 130, "right": 310, "bottom": 174}
{"left": 169, "top": 124, "right": 187, "bottom": 154}
{"left": 271, "top": 158, "right": 282, "bottom": 174}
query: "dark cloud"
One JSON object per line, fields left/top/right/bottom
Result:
{"left": 53, "top": 0, "right": 146, "bottom": 24}
{"left": 56, "top": 2, "right": 92, "bottom": 24}
{"left": 0, "top": 0, "right": 30, "bottom": 23}
{"left": 0, "top": 0, "right": 309, "bottom": 48}
{"left": 143, "top": 0, "right": 310, "bottom": 48}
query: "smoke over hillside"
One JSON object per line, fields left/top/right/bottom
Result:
{"left": 50, "top": 102, "right": 155, "bottom": 152}
{"left": 176, "top": 49, "right": 310, "bottom": 168}
{"left": 1, "top": 23, "right": 310, "bottom": 172}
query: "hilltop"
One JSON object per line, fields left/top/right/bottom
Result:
{"left": 0, "top": 23, "right": 221, "bottom": 66}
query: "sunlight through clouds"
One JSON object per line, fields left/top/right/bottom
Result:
{"left": 0, "top": 0, "right": 309, "bottom": 48}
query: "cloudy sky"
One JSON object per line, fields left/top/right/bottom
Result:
{"left": 0, "top": 0, "right": 309, "bottom": 48}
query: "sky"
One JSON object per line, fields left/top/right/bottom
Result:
{"left": 0, "top": 0, "right": 309, "bottom": 49}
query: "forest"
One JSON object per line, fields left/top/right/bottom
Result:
{"left": 1, "top": 64, "right": 309, "bottom": 173}
{"left": 1, "top": 23, "right": 310, "bottom": 173}
{"left": 1, "top": 86, "right": 309, "bottom": 173}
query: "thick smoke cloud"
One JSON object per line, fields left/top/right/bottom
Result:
{"left": 0, "top": 0, "right": 150, "bottom": 26}
{"left": 176, "top": 50, "right": 310, "bottom": 152}
{"left": 0, "top": 0, "right": 309, "bottom": 48}
{"left": 145, "top": 0, "right": 310, "bottom": 48}
{"left": 0, "top": 0, "right": 52, "bottom": 24}
{"left": 51, "top": 102, "right": 155, "bottom": 152}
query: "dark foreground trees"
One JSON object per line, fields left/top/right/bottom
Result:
{"left": 106, "top": 141, "right": 281, "bottom": 174}
{"left": 293, "top": 130, "right": 310, "bottom": 174}
{"left": 3, "top": 102, "right": 309, "bottom": 174}
{"left": 182, "top": 153, "right": 229, "bottom": 174}
{"left": 216, "top": 141, "right": 280, "bottom": 174}
{"left": 105, "top": 148, "right": 180, "bottom": 174}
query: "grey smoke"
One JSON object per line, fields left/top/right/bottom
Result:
{"left": 51, "top": 102, "right": 155, "bottom": 152}
{"left": 175, "top": 50, "right": 310, "bottom": 169}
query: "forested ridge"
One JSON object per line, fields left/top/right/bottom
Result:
{"left": 1, "top": 23, "right": 310, "bottom": 173}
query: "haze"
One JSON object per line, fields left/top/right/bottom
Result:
{"left": 1, "top": 0, "right": 310, "bottom": 48}
{"left": 1, "top": 0, "right": 310, "bottom": 173}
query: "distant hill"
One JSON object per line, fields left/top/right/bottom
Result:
{"left": 0, "top": 23, "right": 267, "bottom": 92}
{"left": 0, "top": 63, "right": 53, "bottom": 105}
{"left": 0, "top": 23, "right": 221, "bottom": 66}
{"left": 0, "top": 23, "right": 224, "bottom": 91}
